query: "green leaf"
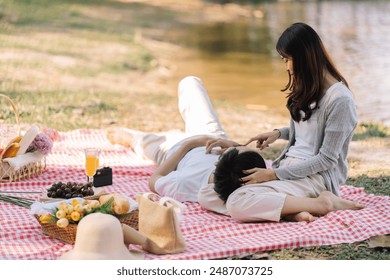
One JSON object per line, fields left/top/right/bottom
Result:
{"left": 91, "top": 196, "right": 114, "bottom": 215}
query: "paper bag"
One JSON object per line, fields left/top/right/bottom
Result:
{"left": 136, "top": 192, "right": 186, "bottom": 254}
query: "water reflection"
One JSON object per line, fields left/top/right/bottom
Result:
{"left": 184, "top": 21, "right": 272, "bottom": 54}
{"left": 165, "top": 0, "right": 390, "bottom": 125}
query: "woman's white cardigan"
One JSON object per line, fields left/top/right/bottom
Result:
{"left": 273, "top": 82, "right": 358, "bottom": 196}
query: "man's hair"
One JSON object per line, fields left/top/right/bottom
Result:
{"left": 213, "top": 148, "right": 266, "bottom": 203}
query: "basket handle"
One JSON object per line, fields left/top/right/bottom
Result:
{"left": 0, "top": 93, "right": 21, "bottom": 136}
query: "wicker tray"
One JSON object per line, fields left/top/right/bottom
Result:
{"left": 0, "top": 94, "right": 46, "bottom": 182}
{"left": 34, "top": 209, "right": 139, "bottom": 244}
{"left": 0, "top": 159, "right": 46, "bottom": 182}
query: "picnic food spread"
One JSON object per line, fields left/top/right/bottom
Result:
{"left": 31, "top": 191, "right": 140, "bottom": 244}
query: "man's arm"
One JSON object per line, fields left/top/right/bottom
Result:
{"left": 148, "top": 136, "right": 213, "bottom": 192}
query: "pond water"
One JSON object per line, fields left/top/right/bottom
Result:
{"left": 163, "top": 0, "right": 390, "bottom": 126}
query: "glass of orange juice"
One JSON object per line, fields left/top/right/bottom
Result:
{"left": 85, "top": 148, "right": 100, "bottom": 185}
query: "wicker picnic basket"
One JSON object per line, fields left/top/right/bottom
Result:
{"left": 34, "top": 209, "right": 139, "bottom": 244}
{"left": 0, "top": 93, "right": 46, "bottom": 182}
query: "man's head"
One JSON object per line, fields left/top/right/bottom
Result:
{"left": 213, "top": 146, "right": 266, "bottom": 203}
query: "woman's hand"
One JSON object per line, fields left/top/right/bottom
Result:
{"left": 241, "top": 168, "right": 278, "bottom": 184}
{"left": 205, "top": 138, "right": 239, "bottom": 154}
{"left": 244, "top": 130, "right": 281, "bottom": 150}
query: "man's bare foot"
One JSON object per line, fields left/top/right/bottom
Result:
{"left": 106, "top": 127, "right": 134, "bottom": 147}
{"left": 284, "top": 211, "right": 318, "bottom": 222}
{"left": 106, "top": 127, "right": 147, "bottom": 151}
{"left": 317, "top": 191, "right": 365, "bottom": 216}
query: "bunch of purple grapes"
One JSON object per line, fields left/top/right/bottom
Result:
{"left": 47, "top": 181, "right": 94, "bottom": 199}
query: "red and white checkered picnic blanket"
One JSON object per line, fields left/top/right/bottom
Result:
{"left": 1, "top": 129, "right": 389, "bottom": 260}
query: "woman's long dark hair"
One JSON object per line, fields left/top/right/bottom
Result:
{"left": 276, "top": 22, "right": 348, "bottom": 122}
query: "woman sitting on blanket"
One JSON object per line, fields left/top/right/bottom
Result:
{"left": 199, "top": 22, "right": 365, "bottom": 222}
{"left": 108, "top": 55, "right": 363, "bottom": 223}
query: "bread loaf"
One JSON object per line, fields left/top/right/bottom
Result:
{"left": 0, "top": 135, "right": 23, "bottom": 159}
{"left": 99, "top": 194, "right": 130, "bottom": 215}
{"left": 0, "top": 142, "right": 20, "bottom": 159}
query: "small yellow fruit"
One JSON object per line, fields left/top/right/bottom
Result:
{"left": 70, "top": 211, "right": 81, "bottom": 222}
{"left": 83, "top": 204, "right": 92, "bottom": 212}
{"left": 88, "top": 200, "right": 100, "bottom": 209}
{"left": 56, "top": 210, "right": 66, "bottom": 219}
{"left": 56, "top": 218, "right": 69, "bottom": 228}
{"left": 58, "top": 202, "right": 68, "bottom": 212}
{"left": 71, "top": 199, "right": 80, "bottom": 207}
{"left": 73, "top": 204, "right": 83, "bottom": 213}
{"left": 66, "top": 205, "right": 74, "bottom": 213}
{"left": 39, "top": 214, "right": 54, "bottom": 224}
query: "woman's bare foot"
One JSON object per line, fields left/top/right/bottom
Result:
{"left": 284, "top": 211, "right": 318, "bottom": 223}
{"left": 317, "top": 191, "right": 365, "bottom": 216}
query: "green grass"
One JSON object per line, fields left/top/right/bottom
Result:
{"left": 269, "top": 243, "right": 390, "bottom": 260}
{"left": 0, "top": 0, "right": 178, "bottom": 33}
{"left": 347, "top": 174, "right": 390, "bottom": 197}
{"left": 353, "top": 122, "right": 389, "bottom": 140}
{"left": 0, "top": 1, "right": 180, "bottom": 92}
{"left": 0, "top": 0, "right": 179, "bottom": 130}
